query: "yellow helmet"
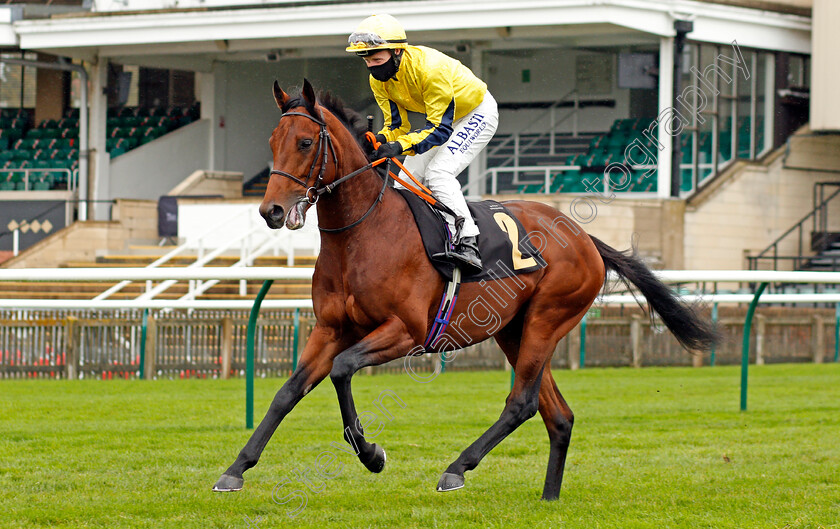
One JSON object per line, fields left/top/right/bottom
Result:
{"left": 346, "top": 14, "right": 408, "bottom": 55}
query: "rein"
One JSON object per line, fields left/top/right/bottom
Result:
{"left": 269, "top": 108, "right": 457, "bottom": 233}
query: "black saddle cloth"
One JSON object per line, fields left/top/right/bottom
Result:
{"left": 396, "top": 189, "right": 544, "bottom": 283}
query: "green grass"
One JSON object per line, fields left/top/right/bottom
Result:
{"left": 1, "top": 364, "right": 839, "bottom": 528}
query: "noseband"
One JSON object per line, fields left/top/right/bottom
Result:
{"left": 269, "top": 108, "right": 390, "bottom": 233}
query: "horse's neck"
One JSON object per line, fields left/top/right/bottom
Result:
{"left": 315, "top": 138, "right": 399, "bottom": 238}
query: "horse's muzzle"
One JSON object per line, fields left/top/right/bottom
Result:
{"left": 259, "top": 201, "right": 285, "bottom": 230}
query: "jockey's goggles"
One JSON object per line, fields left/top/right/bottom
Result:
{"left": 346, "top": 32, "right": 407, "bottom": 56}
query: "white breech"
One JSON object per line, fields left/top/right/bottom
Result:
{"left": 395, "top": 91, "right": 498, "bottom": 239}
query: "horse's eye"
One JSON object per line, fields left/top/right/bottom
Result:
{"left": 299, "top": 138, "right": 314, "bottom": 151}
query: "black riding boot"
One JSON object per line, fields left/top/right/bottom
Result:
{"left": 449, "top": 236, "right": 483, "bottom": 274}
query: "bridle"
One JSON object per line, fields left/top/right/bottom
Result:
{"left": 269, "top": 108, "right": 390, "bottom": 233}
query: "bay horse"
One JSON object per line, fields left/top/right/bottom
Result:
{"left": 213, "top": 79, "right": 718, "bottom": 499}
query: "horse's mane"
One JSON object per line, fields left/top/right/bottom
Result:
{"left": 282, "top": 89, "right": 369, "bottom": 150}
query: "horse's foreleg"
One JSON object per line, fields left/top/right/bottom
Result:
{"left": 329, "top": 316, "right": 415, "bottom": 473}
{"left": 213, "top": 326, "right": 339, "bottom": 492}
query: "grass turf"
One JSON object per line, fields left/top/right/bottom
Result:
{"left": 1, "top": 364, "right": 839, "bottom": 528}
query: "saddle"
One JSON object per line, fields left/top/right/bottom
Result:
{"left": 396, "top": 189, "right": 543, "bottom": 283}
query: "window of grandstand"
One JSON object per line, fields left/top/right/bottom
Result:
{"left": 675, "top": 42, "right": 804, "bottom": 194}
{"left": 123, "top": 65, "right": 140, "bottom": 108}
{"left": 0, "top": 52, "right": 37, "bottom": 109}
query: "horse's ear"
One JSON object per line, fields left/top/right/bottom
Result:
{"left": 272, "top": 80, "right": 289, "bottom": 110}
{"left": 302, "top": 78, "right": 317, "bottom": 108}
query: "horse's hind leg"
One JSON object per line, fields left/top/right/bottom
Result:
{"left": 437, "top": 308, "right": 584, "bottom": 495}
{"left": 537, "top": 367, "right": 574, "bottom": 500}
{"left": 437, "top": 324, "right": 555, "bottom": 492}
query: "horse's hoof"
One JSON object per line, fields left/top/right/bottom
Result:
{"left": 212, "top": 474, "right": 244, "bottom": 492}
{"left": 362, "top": 444, "right": 386, "bottom": 473}
{"left": 436, "top": 472, "right": 465, "bottom": 492}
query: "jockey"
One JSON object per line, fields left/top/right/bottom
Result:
{"left": 346, "top": 13, "right": 499, "bottom": 274}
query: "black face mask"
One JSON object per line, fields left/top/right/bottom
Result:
{"left": 367, "top": 55, "right": 398, "bottom": 82}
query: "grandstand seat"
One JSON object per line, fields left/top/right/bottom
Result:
{"left": 551, "top": 170, "right": 582, "bottom": 193}
{"left": 58, "top": 118, "right": 78, "bottom": 129}
{"left": 517, "top": 182, "right": 544, "bottom": 193}
{"left": 0, "top": 128, "right": 23, "bottom": 142}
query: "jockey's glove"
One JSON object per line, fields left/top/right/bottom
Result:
{"left": 375, "top": 141, "right": 403, "bottom": 160}
{"left": 366, "top": 133, "right": 387, "bottom": 149}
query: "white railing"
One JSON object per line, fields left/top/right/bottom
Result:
{"left": 0, "top": 168, "right": 75, "bottom": 192}
{"left": 0, "top": 267, "right": 314, "bottom": 309}
{"left": 94, "top": 207, "right": 255, "bottom": 300}
{"left": 180, "top": 231, "right": 291, "bottom": 300}
{"left": 3, "top": 269, "right": 840, "bottom": 310}
{"left": 482, "top": 165, "right": 580, "bottom": 195}
{"left": 95, "top": 203, "right": 318, "bottom": 301}
{"left": 475, "top": 163, "right": 717, "bottom": 196}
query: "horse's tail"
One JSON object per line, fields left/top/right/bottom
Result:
{"left": 590, "top": 235, "right": 720, "bottom": 352}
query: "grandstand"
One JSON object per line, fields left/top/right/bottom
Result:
{"left": 0, "top": 0, "right": 837, "bottom": 282}
{"left": 0, "top": 104, "right": 199, "bottom": 192}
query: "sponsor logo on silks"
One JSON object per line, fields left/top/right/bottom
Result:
{"left": 447, "top": 113, "right": 486, "bottom": 155}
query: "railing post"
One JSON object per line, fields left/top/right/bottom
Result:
{"left": 246, "top": 280, "right": 273, "bottom": 429}
{"left": 12, "top": 228, "right": 19, "bottom": 257}
{"left": 291, "top": 308, "right": 300, "bottom": 372}
{"left": 741, "top": 282, "right": 767, "bottom": 411}
{"left": 835, "top": 302, "right": 840, "bottom": 363}
{"left": 631, "top": 314, "right": 643, "bottom": 368}
{"left": 221, "top": 316, "right": 234, "bottom": 380}
{"left": 579, "top": 314, "right": 587, "bottom": 368}
{"left": 139, "top": 308, "right": 149, "bottom": 379}
{"left": 567, "top": 324, "right": 580, "bottom": 370}
{"left": 710, "top": 302, "right": 718, "bottom": 366}
{"left": 144, "top": 314, "right": 157, "bottom": 380}
{"left": 812, "top": 313, "right": 826, "bottom": 364}
{"left": 64, "top": 317, "right": 79, "bottom": 380}
{"left": 755, "top": 313, "right": 766, "bottom": 365}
